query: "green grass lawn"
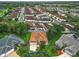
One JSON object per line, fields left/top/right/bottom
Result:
{"left": 26, "top": 32, "right": 31, "bottom": 42}
{"left": 0, "top": 11, "right": 4, "bottom": 17}
{"left": 46, "top": 31, "right": 63, "bottom": 57}
{"left": 0, "top": 9, "right": 8, "bottom": 17}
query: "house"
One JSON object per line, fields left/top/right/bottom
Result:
{"left": 0, "top": 34, "right": 24, "bottom": 57}
{"left": 55, "top": 34, "right": 79, "bottom": 56}
{"left": 30, "top": 32, "right": 48, "bottom": 52}
{"left": 55, "top": 34, "right": 78, "bottom": 49}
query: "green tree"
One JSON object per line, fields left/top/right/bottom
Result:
{"left": 0, "top": 24, "right": 8, "bottom": 32}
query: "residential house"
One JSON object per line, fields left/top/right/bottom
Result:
{"left": 30, "top": 32, "right": 48, "bottom": 52}
{"left": 0, "top": 34, "right": 24, "bottom": 57}
{"left": 55, "top": 34, "right": 79, "bottom": 56}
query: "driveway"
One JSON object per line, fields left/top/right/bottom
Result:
{"left": 7, "top": 51, "right": 20, "bottom": 57}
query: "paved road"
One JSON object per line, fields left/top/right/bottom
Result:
{"left": 18, "top": 7, "right": 25, "bottom": 22}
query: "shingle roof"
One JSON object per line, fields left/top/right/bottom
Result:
{"left": 64, "top": 44, "right": 79, "bottom": 56}
{"left": 0, "top": 34, "right": 24, "bottom": 56}
{"left": 55, "top": 34, "right": 79, "bottom": 56}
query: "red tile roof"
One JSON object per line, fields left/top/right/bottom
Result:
{"left": 30, "top": 32, "right": 48, "bottom": 45}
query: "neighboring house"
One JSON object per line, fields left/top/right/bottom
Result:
{"left": 55, "top": 34, "right": 79, "bottom": 56}
{"left": 30, "top": 32, "right": 48, "bottom": 52}
{"left": 0, "top": 34, "right": 24, "bottom": 57}
{"left": 65, "top": 24, "right": 75, "bottom": 29}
